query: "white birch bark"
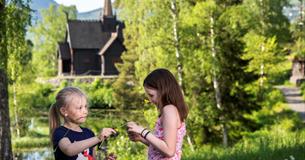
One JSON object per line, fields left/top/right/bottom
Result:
{"left": 13, "top": 84, "right": 20, "bottom": 137}
{"left": 210, "top": 15, "right": 228, "bottom": 147}
{"left": 170, "top": 0, "right": 194, "bottom": 151}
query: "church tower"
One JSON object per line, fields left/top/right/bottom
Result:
{"left": 103, "top": 0, "right": 113, "bottom": 17}
{"left": 101, "top": 0, "right": 116, "bottom": 32}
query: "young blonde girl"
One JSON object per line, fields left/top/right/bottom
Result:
{"left": 127, "top": 68, "right": 188, "bottom": 160}
{"left": 49, "top": 87, "right": 116, "bottom": 160}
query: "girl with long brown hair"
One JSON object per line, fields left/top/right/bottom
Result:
{"left": 127, "top": 68, "right": 188, "bottom": 160}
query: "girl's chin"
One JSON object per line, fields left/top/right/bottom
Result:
{"left": 78, "top": 117, "right": 87, "bottom": 123}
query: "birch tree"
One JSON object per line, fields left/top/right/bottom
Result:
{"left": 6, "top": 0, "right": 31, "bottom": 137}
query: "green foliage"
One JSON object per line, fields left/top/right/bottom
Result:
{"left": 143, "top": 106, "right": 158, "bottom": 129}
{"left": 244, "top": 88, "right": 304, "bottom": 131}
{"left": 113, "top": 0, "right": 176, "bottom": 110}
{"left": 185, "top": 0, "right": 260, "bottom": 144}
{"left": 182, "top": 128, "right": 305, "bottom": 160}
{"left": 291, "top": 38, "right": 305, "bottom": 59}
{"left": 72, "top": 79, "right": 115, "bottom": 109}
{"left": 242, "top": 33, "right": 281, "bottom": 77}
{"left": 0, "top": 0, "right": 7, "bottom": 70}
{"left": 30, "top": 4, "right": 77, "bottom": 77}
{"left": 6, "top": 1, "right": 32, "bottom": 83}
{"left": 243, "top": 0, "right": 291, "bottom": 43}
{"left": 10, "top": 83, "right": 53, "bottom": 112}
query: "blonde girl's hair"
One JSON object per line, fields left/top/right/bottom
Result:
{"left": 143, "top": 68, "right": 188, "bottom": 122}
{"left": 48, "top": 87, "right": 87, "bottom": 143}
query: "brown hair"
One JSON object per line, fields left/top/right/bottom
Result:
{"left": 48, "top": 87, "right": 87, "bottom": 143}
{"left": 143, "top": 68, "right": 188, "bottom": 122}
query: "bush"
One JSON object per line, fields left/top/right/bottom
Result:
{"left": 72, "top": 79, "right": 115, "bottom": 109}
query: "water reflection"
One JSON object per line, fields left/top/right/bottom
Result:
{"left": 14, "top": 148, "right": 53, "bottom": 160}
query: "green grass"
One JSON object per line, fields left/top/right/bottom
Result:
{"left": 182, "top": 129, "right": 305, "bottom": 160}
{"left": 13, "top": 136, "right": 49, "bottom": 152}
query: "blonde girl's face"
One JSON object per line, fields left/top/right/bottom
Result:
{"left": 64, "top": 95, "right": 88, "bottom": 125}
{"left": 144, "top": 87, "right": 158, "bottom": 106}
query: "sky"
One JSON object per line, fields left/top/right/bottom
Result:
{"left": 54, "top": 0, "right": 104, "bottom": 12}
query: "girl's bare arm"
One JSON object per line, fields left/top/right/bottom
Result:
{"left": 144, "top": 105, "right": 178, "bottom": 157}
{"left": 58, "top": 136, "right": 101, "bottom": 156}
{"left": 127, "top": 105, "right": 179, "bottom": 157}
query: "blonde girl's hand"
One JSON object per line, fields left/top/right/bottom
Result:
{"left": 98, "top": 128, "right": 116, "bottom": 140}
{"left": 126, "top": 121, "right": 144, "bottom": 134}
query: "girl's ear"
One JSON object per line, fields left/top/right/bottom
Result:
{"left": 60, "top": 107, "right": 68, "bottom": 117}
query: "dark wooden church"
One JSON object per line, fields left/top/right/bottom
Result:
{"left": 57, "top": 0, "right": 125, "bottom": 76}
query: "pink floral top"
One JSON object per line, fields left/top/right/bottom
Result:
{"left": 148, "top": 117, "right": 186, "bottom": 160}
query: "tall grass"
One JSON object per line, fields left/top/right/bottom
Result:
{"left": 183, "top": 128, "right": 305, "bottom": 160}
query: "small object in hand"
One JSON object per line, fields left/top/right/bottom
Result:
{"left": 111, "top": 131, "right": 119, "bottom": 138}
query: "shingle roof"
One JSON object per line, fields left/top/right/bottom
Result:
{"left": 58, "top": 42, "right": 71, "bottom": 60}
{"left": 67, "top": 20, "right": 111, "bottom": 49}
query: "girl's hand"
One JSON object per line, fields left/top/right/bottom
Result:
{"left": 127, "top": 132, "right": 143, "bottom": 142}
{"left": 98, "top": 128, "right": 116, "bottom": 141}
{"left": 126, "top": 121, "right": 144, "bottom": 134}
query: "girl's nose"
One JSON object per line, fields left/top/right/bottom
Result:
{"left": 83, "top": 107, "right": 88, "bottom": 114}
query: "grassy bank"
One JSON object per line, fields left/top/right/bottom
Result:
{"left": 183, "top": 127, "right": 305, "bottom": 160}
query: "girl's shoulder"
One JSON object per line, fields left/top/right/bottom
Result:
{"left": 54, "top": 126, "right": 68, "bottom": 135}
{"left": 52, "top": 126, "right": 69, "bottom": 144}
{"left": 161, "top": 105, "right": 179, "bottom": 121}
{"left": 53, "top": 126, "right": 94, "bottom": 136}
{"left": 162, "top": 104, "right": 178, "bottom": 113}
{"left": 161, "top": 105, "right": 182, "bottom": 127}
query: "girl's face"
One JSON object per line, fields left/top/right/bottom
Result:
{"left": 64, "top": 95, "right": 88, "bottom": 125}
{"left": 144, "top": 87, "right": 158, "bottom": 106}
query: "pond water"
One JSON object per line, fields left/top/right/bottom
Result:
{"left": 14, "top": 148, "right": 53, "bottom": 160}
{"left": 14, "top": 149, "right": 107, "bottom": 160}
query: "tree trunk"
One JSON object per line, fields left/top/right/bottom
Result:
{"left": 210, "top": 15, "right": 228, "bottom": 147}
{"left": 170, "top": 0, "right": 194, "bottom": 151}
{"left": 170, "top": 0, "right": 183, "bottom": 88}
{"left": 13, "top": 84, "right": 20, "bottom": 137}
{"left": 0, "top": 0, "right": 13, "bottom": 159}
{"left": 0, "top": 71, "right": 13, "bottom": 160}
{"left": 260, "top": 42, "right": 264, "bottom": 86}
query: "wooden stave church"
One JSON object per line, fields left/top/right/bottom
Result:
{"left": 57, "top": 0, "right": 125, "bottom": 76}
